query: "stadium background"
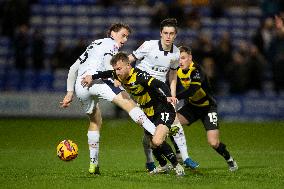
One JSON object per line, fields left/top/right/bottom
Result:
{"left": 0, "top": 0, "right": 283, "bottom": 120}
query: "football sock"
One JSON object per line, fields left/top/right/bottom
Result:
{"left": 158, "top": 141, "right": 178, "bottom": 167}
{"left": 87, "top": 131, "right": 100, "bottom": 165}
{"left": 213, "top": 142, "right": 231, "bottom": 161}
{"left": 129, "top": 107, "right": 156, "bottom": 135}
{"left": 170, "top": 136, "right": 180, "bottom": 154}
{"left": 142, "top": 134, "right": 155, "bottom": 163}
{"left": 171, "top": 123, "right": 189, "bottom": 161}
{"left": 152, "top": 147, "right": 167, "bottom": 167}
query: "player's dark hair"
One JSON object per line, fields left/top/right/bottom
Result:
{"left": 107, "top": 23, "right": 132, "bottom": 37}
{"left": 160, "top": 18, "right": 178, "bottom": 33}
{"left": 110, "top": 52, "right": 129, "bottom": 66}
{"left": 179, "top": 46, "right": 192, "bottom": 55}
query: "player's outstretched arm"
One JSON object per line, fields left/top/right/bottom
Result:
{"left": 81, "top": 70, "right": 114, "bottom": 87}
{"left": 66, "top": 60, "right": 80, "bottom": 92}
{"left": 60, "top": 60, "right": 80, "bottom": 108}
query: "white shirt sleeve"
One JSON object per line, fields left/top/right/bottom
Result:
{"left": 66, "top": 60, "right": 80, "bottom": 92}
{"left": 132, "top": 41, "right": 151, "bottom": 60}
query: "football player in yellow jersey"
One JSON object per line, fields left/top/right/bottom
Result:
{"left": 176, "top": 46, "right": 238, "bottom": 171}
{"left": 81, "top": 52, "right": 185, "bottom": 176}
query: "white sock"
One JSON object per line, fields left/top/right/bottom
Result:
{"left": 87, "top": 131, "right": 100, "bottom": 165}
{"left": 172, "top": 123, "right": 189, "bottom": 161}
{"left": 142, "top": 134, "right": 155, "bottom": 163}
{"left": 129, "top": 107, "right": 156, "bottom": 135}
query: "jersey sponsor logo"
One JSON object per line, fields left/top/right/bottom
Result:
{"left": 151, "top": 66, "right": 168, "bottom": 73}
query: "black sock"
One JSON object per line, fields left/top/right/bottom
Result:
{"left": 158, "top": 141, "right": 178, "bottom": 167}
{"left": 152, "top": 148, "right": 167, "bottom": 167}
{"left": 170, "top": 136, "right": 180, "bottom": 154}
{"left": 214, "top": 142, "right": 231, "bottom": 161}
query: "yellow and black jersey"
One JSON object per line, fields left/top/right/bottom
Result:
{"left": 92, "top": 68, "right": 171, "bottom": 117}
{"left": 117, "top": 68, "right": 171, "bottom": 117}
{"left": 176, "top": 62, "right": 216, "bottom": 107}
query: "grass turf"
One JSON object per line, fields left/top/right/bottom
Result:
{"left": 0, "top": 118, "right": 283, "bottom": 189}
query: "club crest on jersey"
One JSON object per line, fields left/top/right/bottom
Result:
{"left": 193, "top": 72, "right": 200, "bottom": 80}
{"left": 129, "top": 82, "right": 136, "bottom": 86}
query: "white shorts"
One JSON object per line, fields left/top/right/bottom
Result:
{"left": 75, "top": 77, "right": 123, "bottom": 114}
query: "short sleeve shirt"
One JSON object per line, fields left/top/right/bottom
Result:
{"left": 132, "top": 40, "right": 179, "bottom": 82}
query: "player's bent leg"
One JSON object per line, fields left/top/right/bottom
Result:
{"left": 207, "top": 130, "right": 238, "bottom": 171}
{"left": 112, "top": 91, "right": 156, "bottom": 135}
{"left": 176, "top": 113, "right": 190, "bottom": 125}
{"left": 151, "top": 124, "right": 168, "bottom": 147}
{"left": 112, "top": 91, "right": 136, "bottom": 112}
{"left": 87, "top": 104, "right": 102, "bottom": 174}
{"left": 207, "top": 129, "right": 220, "bottom": 148}
{"left": 151, "top": 124, "right": 185, "bottom": 176}
{"left": 75, "top": 82, "right": 102, "bottom": 174}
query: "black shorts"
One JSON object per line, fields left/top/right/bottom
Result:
{"left": 178, "top": 103, "right": 219, "bottom": 131}
{"left": 148, "top": 102, "right": 176, "bottom": 129}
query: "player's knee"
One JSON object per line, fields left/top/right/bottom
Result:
{"left": 208, "top": 140, "right": 219, "bottom": 148}
{"left": 152, "top": 137, "right": 163, "bottom": 147}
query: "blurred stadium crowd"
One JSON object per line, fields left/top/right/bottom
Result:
{"left": 0, "top": 0, "right": 283, "bottom": 96}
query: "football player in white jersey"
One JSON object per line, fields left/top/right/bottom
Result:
{"left": 128, "top": 18, "right": 199, "bottom": 172}
{"left": 60, "top": 23, "right": 160, "bottom": 174}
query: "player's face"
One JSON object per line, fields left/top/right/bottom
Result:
{"left": 111, "top": 28, "right": 130, "bottom": 48}
{"left": 160, "top": 26, "right": 177, "bottom": 47}
{"left": 113, "top": 60, "right": 131, "bottom": 81}
{"left": 179, "top": 52, "right": 192, "bottom": 70}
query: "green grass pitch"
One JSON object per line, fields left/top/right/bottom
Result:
{"left": 0, "top": 118, "right": 283, "bottom": 189}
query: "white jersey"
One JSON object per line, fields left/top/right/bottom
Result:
{"left": 132, "top": 40, "right": 180, "bottom": 82}
{"left": 77, "top": 38, "right": 119, "bottom": 76}
{"left": 66, "top": 38, "right": 119, "bottom": 91}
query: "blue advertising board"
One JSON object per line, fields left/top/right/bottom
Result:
{"left": 218, "top": 96, "right": 284, "bottom": 121}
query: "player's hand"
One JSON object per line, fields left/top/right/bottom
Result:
{"left": 81, "top": 75, "right": 93, "bottom": 87}
{"left": 114, "top": 79, "right": 121, "bottom": 87}
{"left": 60, "top": 91, "right": 73, "bottom": 108}
{"left": 167, "top": 97, "right": 178, "bottom": 105}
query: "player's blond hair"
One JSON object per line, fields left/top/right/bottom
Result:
{"left": 110, "top": 52, "right": 129, "bottom": 66}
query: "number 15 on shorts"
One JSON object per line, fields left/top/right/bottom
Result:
{"left": 208, "top": 112, "right": 218, "bottom": 125}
